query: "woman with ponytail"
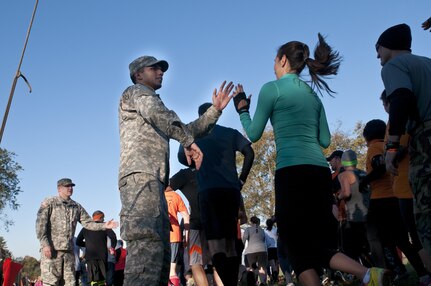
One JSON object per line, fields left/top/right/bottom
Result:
{"left": 233, "top": 34, "right": 389, "bottom": 286}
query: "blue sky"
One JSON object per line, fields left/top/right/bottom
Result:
{"left": 0, "top": 1, "right": 430, "bottom": 258}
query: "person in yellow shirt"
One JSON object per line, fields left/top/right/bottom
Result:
{"left": 362, "top": 119, "right": 430, "bottom": 282}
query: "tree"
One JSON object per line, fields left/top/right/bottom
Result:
{"left": 238, "top": 128, "right": 276, "bottom": 221}
{"left": 0, "top": 148, "right": 23, "bottom": 231}
{"left": 18, "top": 256, "right": 40, "bottom": 281}
{"left": 324, "top": 121, "right": 367, "bottom": 170}
{"left": 0, "top": 236, "right": 12, "bottom": 259}
{"left": 238, "top": 121, "right": 367, "bottom": 220}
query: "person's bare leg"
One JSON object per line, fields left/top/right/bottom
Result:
{"left": 298, "top": 269, "right": 321, "bottom": 286}
{"left": 329, "top": 252, "right": 368, "bottom": 279}
{"left": 213, "top": 268, "right": 224, "bottom": 286}
{"left": 268, "top": 258, "right": 278, "bottom": 282}
{"left": 191, "top": 264, "right": 209, "bottom": 286}
{"left": 169, "top": 262, "right": 177, "bottom": 277}
{"left": 258, "top": 266, "right": 267, "bottom": 285}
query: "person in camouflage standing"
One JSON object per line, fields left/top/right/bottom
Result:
{"left": 118, "top": 55, "right": 233, "bottom": 286}
{"left": 36, "top": 178, "right": 118, "bottom": 286}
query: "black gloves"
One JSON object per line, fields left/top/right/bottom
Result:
{"left": 233, "top": 92, "right": 250, "bottom": 114}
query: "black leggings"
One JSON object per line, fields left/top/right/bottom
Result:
{"left": 398, "top": 198, "right": 423, "bottom": 249}
{"left": 342, "top": 221, "right": 369, "bottom": 262}
{"left": 275, "top": 165, "right": 338, "bottom": 276}
{"left": 367, "top": 197, "right": 427, "bottom": 276}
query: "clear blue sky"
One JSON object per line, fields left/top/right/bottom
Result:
{"left": 0, "top": 1, "right": 430, "bottom": 258}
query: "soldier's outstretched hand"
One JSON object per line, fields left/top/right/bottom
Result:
{"left": 105, "top": 220, "right": 119, "bottom": 229}
{"left": 43, "top": 246, "right": 52, "bottom": 259}
{"left": 184, "top": 143, "right": 204, "bottom": 170}
{"left": 212, "top": 81, "right": 234, "bottom": 111}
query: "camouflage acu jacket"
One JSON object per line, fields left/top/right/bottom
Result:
{"left": 36, "top": 196, "right": 105, "bottom": 251}
{"left": 118, "top": 83, "right": 220, "bottom": 185}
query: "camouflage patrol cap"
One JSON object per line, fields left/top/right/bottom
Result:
{"left": 57, "top": 178, "right": 75, "bottom": 187}
{"left": 129, "top": 56, "right": 169, "bottom": 76}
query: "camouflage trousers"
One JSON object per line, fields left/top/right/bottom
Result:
{"left": 40, "top": 250, "right": 75, "bottom": 286}
{"left": 119, "top": 172, "right": 171, "bottom": 286}
{"left": 409, "top": 122, "right": 431, "bottom": 256}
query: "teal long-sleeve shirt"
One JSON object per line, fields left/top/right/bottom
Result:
{"left": 240, "top": 73, "right": 330, "bottom": 170}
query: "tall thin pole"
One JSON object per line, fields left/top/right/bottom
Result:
{"left": 0, "top": 0, "right": 39, "bottom": 144}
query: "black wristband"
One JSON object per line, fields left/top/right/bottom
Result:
{"left": 385, "top": 141, "right": 400, "bottom": 150}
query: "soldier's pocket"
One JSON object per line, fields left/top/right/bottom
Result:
{"left": 131, "top": 174, "right": 161, "bottom": 216}
{"left": 120, "top": 174, "right": 161, "bottom": 217}
{"left": 120, "top": 174, "right": 162, "bottom": 241}
{"left": 45, "top": 256, "right": 61, "bottom": 277}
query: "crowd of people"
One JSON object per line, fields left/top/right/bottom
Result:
{"left": 29, "top": 19, "right": 431, "bottom": 286}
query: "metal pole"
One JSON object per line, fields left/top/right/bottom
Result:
{"left": 0, "top": 0, "right": 39, "bottom": 144}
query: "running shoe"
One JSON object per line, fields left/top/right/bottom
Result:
{"left": 169, "top": 275, "right": 180, "bottom": 286}
{"left": 364, "top": 267, "right": 390, "bottom": 286}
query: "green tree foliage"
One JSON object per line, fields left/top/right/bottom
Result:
{"left": 18, "top": 256, "right": 41, "bottom": 281}
{"left": 238, "top": 128, "right": 276, "bottom": 221}
{"left": 238, "top": 122, "right": 367, "bottom": 220}
{"left": 0, "top": 148, "right": 23, "bottom": 231}
{"left": 324, "top": 121, "right": 367, "bottom": 170}
{"left": 0, "top": 236, "right": 12, "bottom": 259}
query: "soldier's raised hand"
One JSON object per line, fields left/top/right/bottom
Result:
{"left": 212, "top": 81, "right": 234, "bottom": 111}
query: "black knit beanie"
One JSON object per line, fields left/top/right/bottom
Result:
{"left": 377, "top": 23, "right": 411, "bottom": 51}
{"left": 198, "top": 102, "right": 212, "bottom": 116}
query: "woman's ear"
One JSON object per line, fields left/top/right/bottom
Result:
{"left": 280, "top": 55, "right": 288, "bottom": 67}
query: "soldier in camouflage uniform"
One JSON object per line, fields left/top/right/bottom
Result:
{"left": 376, "top": 23, "right": 431, "bottom": 272}
{"left": 118, "top": 55, "right": 233, "bottom": 285}
{"left": 36, "top": 178, "right": 118, "bottom": 286}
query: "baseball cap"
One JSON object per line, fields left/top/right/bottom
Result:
{"left": 57, "top": 178, "right": 75, "bottom": 187}
{"left": 326, "top": 150, "right": 343, "bottom": 161}
{"left": 198, "top": 102, "right": 212, "bottom": 116}
{"left": 129, "top": 56, "right": 169, "bottom": 77}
